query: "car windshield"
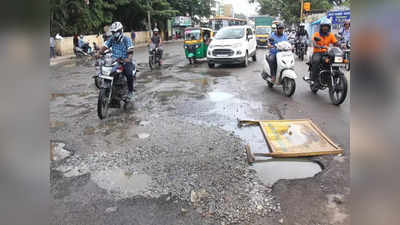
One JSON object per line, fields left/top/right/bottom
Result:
{"left": 185, "top": 30, "right": 201, "bottom": 41}
{"left": 256, "top": 27, "right": 271, "bottom": 35}
{"left": 214, "top": 27, "right": 244, "bottom": 40}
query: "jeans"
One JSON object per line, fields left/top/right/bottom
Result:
{"left": 269, "top": 53, "right": 277, "bottom": 78}
{"left": 123, "top": 62, "right": 135, "bottom": 92}
{"left": 311, "top": 53, "right": 322, "bottom": 82}
{"left": 50, "top": 47, "right": 55, "bottom": 58}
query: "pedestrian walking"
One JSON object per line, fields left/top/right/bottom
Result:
{"left": 131, "top": 31, "right": 136, "bottom": 46}
{"left": 50, "top": 36, "right": 56, "bottom": 58}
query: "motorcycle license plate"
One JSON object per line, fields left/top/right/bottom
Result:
{"left": 332, "top": 63, "right": 345, "bottom": 67}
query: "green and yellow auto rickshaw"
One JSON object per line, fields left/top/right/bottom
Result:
{"left": 184, "top": 27, "right": 213, "bottom": 64}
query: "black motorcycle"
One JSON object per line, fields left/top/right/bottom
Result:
{"left": 303, "top": 37, "right": 348, "bottom": 105}
{"left": 94, "top": 49, "right": 112, "bottom": 89}
{"left": 296, "top": 36, "right": 308, "bottom": 61}
{"left": 97, "top": 57, "right": 137, "bottom": 119}
{"left": 148, "top": 43, "right": 161, "bottom": 70}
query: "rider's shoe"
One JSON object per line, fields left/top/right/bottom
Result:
{"left": 127, "top": 91, "right": 134, "bottom": 99}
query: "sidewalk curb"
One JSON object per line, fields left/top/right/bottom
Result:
{"left": 50, "top": 40, "right": 184, "bottom": 66}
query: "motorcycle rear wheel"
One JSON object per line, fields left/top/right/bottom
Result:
{"left": 97, "top": 89, "right": 109, "bottom": 119}
{"left": 282, "top": 78, "right": 296, "bottom": 97}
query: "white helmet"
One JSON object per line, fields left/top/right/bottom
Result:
{"left": 320, "top": 18, "right": 332, "bottom": 32}
{"left": 153, "top": 28, "right": 159, "bottom": 32}
{"left": 299, "top": 23, "right": 305, "bottom": 27}
{"left": 110, "top": 21, "right": 124, "bottom": 42}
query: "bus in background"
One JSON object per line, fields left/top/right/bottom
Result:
{"left": 209, "top": 16, "right": 247, "bottom": 33}
{"left": 255, "top": 16, "right": 273, "bottom": 48}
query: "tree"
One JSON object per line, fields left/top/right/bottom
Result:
{"left": 253, "top": 0, "right": 333, "bottom": 25}
{"left": 234, "top": 13, "right": 248, "bottom": 20}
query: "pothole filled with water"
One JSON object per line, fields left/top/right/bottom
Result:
{"left": 251, "top": 159, "right": 322, "bottom": 186}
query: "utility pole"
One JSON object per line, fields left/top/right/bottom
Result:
{"left": 147, "top": 0, "right": 152, "bottom": 38}
{"left": 300, "top": 0, "right": 304, "bottom": 23}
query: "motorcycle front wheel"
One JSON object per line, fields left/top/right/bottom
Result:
{"left": 97, "top": 88, "right": 109, "bottom": 119}
{"left": 329, "top": 74, "right": 348, "bottom": 105}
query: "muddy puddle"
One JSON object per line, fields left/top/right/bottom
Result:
{"left": 91, "top": 168, "right": 151, "bottom": 199}
{"left": 208, "top": 91, "right": 234, "bottom": 102}
{"left": 250, "top": 159, "right": 321, "bottom": 186}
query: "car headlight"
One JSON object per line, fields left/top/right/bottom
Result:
{"left": 236, "top": 50, "right": 242, "bottom": 55}
{"left": 208, "top": 51, "right": 211, "bottom": 56}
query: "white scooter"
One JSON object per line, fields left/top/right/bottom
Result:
{"left": 261, "top": 40, "right": 297, "bottom": 97}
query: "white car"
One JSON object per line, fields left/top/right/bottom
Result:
{"left": 207, "top": 25, "right": 257, "bottom": 68}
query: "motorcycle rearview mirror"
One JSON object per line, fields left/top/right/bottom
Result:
{"left": 314, "top": 37, "right": 321, "bottom": 42}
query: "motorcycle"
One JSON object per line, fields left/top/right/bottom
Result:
{"left": 341, "top": 40, "right": 351, "bottom": 71}
{"left": 93, "top": 49, "right": 112, "bottom": 89}
{"left": 148, "top": 43, "right": 161, "bottom": 70}
{"left": 262, "top": 40, "right": 297, "bottom": 97}
{"left": 303, "top": 37, "right": 348, "bottom": 105}
{"left": 96, "top": 56, "right": 137, "bottom": 119}
{"left": 74, "top": 42, "right": 94, "bottom": 57}
{"left": 295, "top": 36, "right": 308, "bottom": 61}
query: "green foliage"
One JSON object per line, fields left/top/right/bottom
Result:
{"left": 255, "top": 0, "right": 333, "bottom": 25}
{"left": 50, "top": 0, "right": 214, "bottom": 36}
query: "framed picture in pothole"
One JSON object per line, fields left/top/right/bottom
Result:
{"left": 240, "top": 119, "right": 343, "bottom": 158}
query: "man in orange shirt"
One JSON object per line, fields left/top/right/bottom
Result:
{"left": 310, "top": 18, "right": 339, "bottom": 87}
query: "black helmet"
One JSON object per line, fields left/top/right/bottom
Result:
{"left": 277, "top": 23, "right": 285, "bottom": 29}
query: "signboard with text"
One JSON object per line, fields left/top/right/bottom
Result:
{"left": 327, "top": 10, "right": 351, "bottom": 25}
{"left": 172, "top": 16, "right": 192, "bottom": 27}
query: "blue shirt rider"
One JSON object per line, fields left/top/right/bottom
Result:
{"left": 97, "top": 22, "right": 136, "bottom": 99}
{"left": 268, "top": 23, "right": 288, "bottom": 80}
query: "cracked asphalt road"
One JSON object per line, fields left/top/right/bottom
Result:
{"left": 50, "top": 41, "right": 349, "bottom": 225}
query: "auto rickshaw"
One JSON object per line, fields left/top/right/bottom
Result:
{"left": 184, "top": 27, "right": 213, "bottom": 64}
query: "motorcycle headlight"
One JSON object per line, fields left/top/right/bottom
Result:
{"left": 236, "top": 50, "right": 242, "bottom": 55}
{"left": 334, "top": 56, "right": 343, "bottom": 63}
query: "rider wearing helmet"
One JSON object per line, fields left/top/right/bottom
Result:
{"left": 339, "top": 19, "right": 351, "bottom": 43}
{"left": 310, "top": 18, "right": 338, "bottom": 87}
{"left": 97, "top": 21, "right": 135, "bottom": 99}
{"left": 271, "top": 24, "right": 277, "bottom": 35}
{"left": 268, "top": 23, "right": 288, "bottom": 81}
{"left": 150, "top": 27, "right": 163, "bottom": 59}
{"left": 295, "top": 23, "right": 310, "bottom": 55}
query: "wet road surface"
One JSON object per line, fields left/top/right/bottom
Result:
{"left": 50, "top": 41, "right": 349, "bottom": 225}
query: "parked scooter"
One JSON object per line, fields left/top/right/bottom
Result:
{"left": 262, "top": 40, "right": 297, "bottom": 97}
{"left": 303, "top": 37, "right": 348, "bottom": 105}
{"left": 74, "top": 43, "right": 94, "bottom": 57}
{"left": 96, "top": 56, "right": 137, "bottom": 119}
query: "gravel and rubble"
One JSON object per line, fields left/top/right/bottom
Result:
{"left": 51, "top": 117, "right": 281, "bottom": 224}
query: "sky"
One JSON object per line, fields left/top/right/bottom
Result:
{"left": 223, "top": 0, "right": 260, "bottom": 17}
